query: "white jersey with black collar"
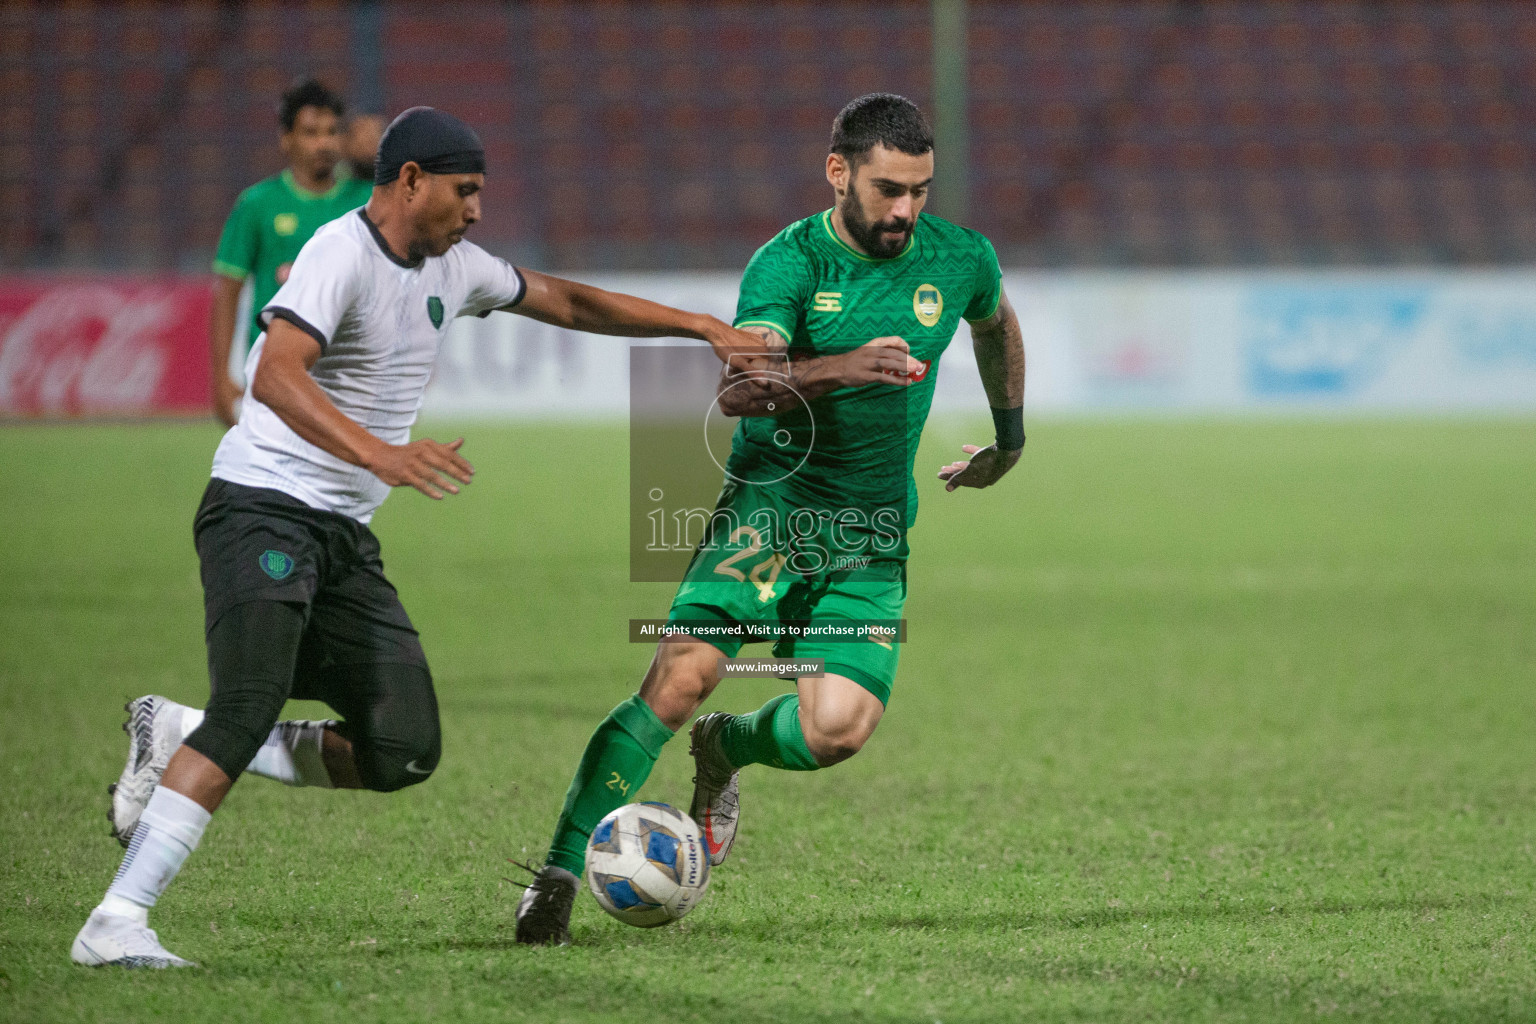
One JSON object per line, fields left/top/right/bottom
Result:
{"left": 211, "top": 209, "right": 525, "bottom": 523}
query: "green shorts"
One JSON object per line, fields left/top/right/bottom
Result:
{"left": 665, "top": 479, "right": 907, "bottom": 705}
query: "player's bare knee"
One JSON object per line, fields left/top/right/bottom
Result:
{"left": 806, "top": 738, "right": 859, "bottom": 767}
{"left": 642, "top": 639, "right": 722, "bottom": 730}
{"left": 801, "top": 717, "right": 877, "bottom": 767}
{"left": 799, "top": 696, "right": 883, "bottom": 767}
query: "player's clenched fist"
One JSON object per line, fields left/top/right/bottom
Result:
{"left": 367, "top": 437, "right": 475, "bottom": 499}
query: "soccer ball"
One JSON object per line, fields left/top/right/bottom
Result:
{"left": 586, "top": 802, "right": 711, "bottom": 927}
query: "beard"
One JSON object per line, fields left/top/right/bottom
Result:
{"left": 839, "top": 187, "right": 913, "bottom": 259}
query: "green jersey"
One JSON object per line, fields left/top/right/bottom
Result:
{"left": 212, "top": 169, "right": 372, "bottom": 349}
{"left": 729, "top": 209, "right": 1003, "bottom": 530}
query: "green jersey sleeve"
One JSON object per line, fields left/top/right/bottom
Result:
{"left": 962, "top": 232, "right": 1003, "bottom": 323}
{"left": 212, "top": 188, "right": 258, "bottom": 280}
{"left": 733, "top": 235, "right": 812, "bottom": 344}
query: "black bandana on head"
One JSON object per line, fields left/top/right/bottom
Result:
{"left": 373, "top": 106, "right": 485, "bottom": 185}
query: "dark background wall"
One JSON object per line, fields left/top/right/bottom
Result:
{"left": 6, "top": 1, "right": 1536, "bottom": 272}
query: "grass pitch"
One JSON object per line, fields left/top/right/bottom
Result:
{"left": 2, "top": 418, "right": 1533, "bottom": 1023}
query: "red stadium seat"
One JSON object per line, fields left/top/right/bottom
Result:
{"left": 7, "top": 0, "right": 1536, "bottom": 271}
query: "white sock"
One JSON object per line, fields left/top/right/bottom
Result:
{"left": 100, "top": 787, "right": 210, "bottom": 917}
{"left": 172, "top": 703, "right": 332, "bottom": 788}
{"left": 173, "top": 704, "right": 204, "bottom": 742}
{"left": 245, "top": 719, "right": 335, "bottom": 788}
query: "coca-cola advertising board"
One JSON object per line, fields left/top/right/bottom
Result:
{"left": 0, "top": 279, "right": 211, "bottom": 418}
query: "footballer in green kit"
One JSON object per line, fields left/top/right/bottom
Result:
{"left": 516, "top": 94, "right": 1027, "bottom": 943}
{"left": 209, "top": 79, "right": 373, "bottom": 425}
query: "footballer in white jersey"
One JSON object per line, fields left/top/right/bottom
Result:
{"left": 212, "top": 207, "right": 526, "bottom": 522}
{"left": 71, "top": 106, "right": 767, "bottom": 970}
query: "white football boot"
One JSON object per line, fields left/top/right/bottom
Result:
{"left": 108, "top": 696, "right": 188, "bottom": 847}
{"left": 71, "top": 909, "right": 196, "bottom": 968}
{"left": 689, "top": 712, "right": 741, "bottom": 866}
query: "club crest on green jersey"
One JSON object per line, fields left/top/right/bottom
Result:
{"left": 913, "top": 284, "right": 943, "bottom": 327}
{"left": 273, "top": 212, "right": 298, "bottom": 237}
{"left": 259, "top": 550, "right": 294, "bottom": 581}
{"left": 427, "top": 296, "right": 444, "bottom": 328}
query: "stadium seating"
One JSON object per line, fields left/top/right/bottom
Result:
{"left": 4, "top": 0, "right": 1535, "bottom": 270}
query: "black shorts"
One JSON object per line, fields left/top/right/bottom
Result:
{"left": 194, "top": 477, "right": 427, "bottom": 678}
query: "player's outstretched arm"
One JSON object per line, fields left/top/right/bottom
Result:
{"left": 510, "top": 268, "right": 767, "bottom": 364}
{"left": 937, "top": 289, "right": 1026, "bottom": 492}
{"left": 250, "top": 319, "right": 474, "bottom": 500}
{"left": 716, "top": 328, "right": 925, "bottom": 417}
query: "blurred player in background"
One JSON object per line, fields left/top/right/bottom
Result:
{"left": 208, "top": 79, "right": 373, "bottom": 426}
{"left": 515, "top": 94, "right": 1027, "bottom": 944}
{"left": 344, "top": 112, "right": 387, "bottom": 182}
{"left": 71, "top": 106, "right": 765, "bottom": 969}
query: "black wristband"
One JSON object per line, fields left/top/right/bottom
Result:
{"left": 990, "top": 405, "right": 1025, "bottom": 451}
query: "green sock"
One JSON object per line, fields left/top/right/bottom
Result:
{"left": 718, "top": 693, "right": 820, "bottom": 771}
{"left": 545, "top": 694, "right": 674, "bottom": 875}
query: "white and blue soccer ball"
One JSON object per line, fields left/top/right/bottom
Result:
{"left": 586, "top": 801, "right": 711, "bottom": 927}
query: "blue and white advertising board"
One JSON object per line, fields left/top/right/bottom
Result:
{"left": 422, "top": 271, "right": 1536, "bottom": 418}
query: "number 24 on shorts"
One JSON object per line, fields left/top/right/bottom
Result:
{"left": 712, "top": 525, "right": 786, "bottom": 603}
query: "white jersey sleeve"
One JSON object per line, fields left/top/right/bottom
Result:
{"left": 455, "top": 242, "right": 526, "bottom": 318}
{"left": 259, "top": 229, "right": 366, "bottom": 349}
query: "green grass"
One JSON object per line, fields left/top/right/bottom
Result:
{"left": 2, "top": 418, "right": 1534, "bottom": 1022}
